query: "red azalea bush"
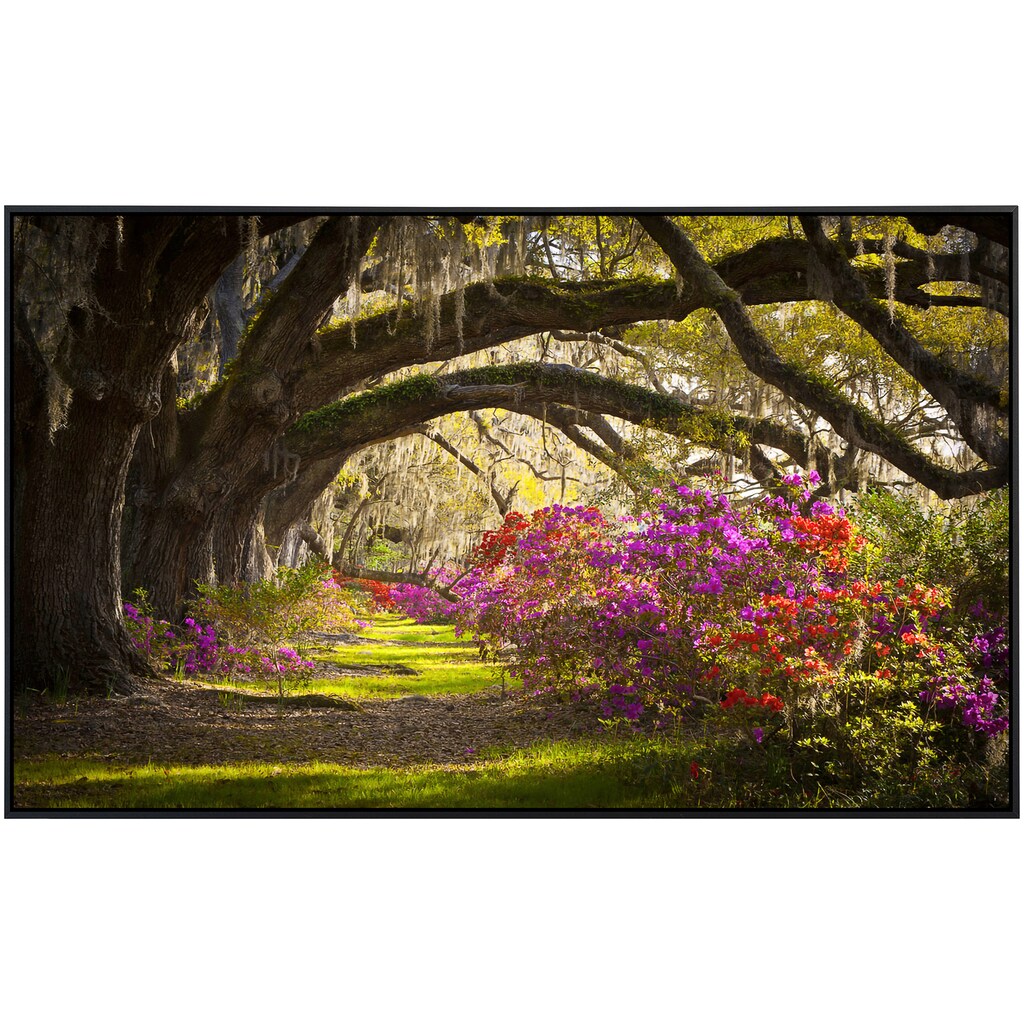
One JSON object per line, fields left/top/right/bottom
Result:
{"left": 333, "top": 573, "right": 397, "bottom": 613}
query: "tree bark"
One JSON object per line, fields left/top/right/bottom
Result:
{"left": 127, "top": 215, "right": 384, "bottom": 616}
{"left": 13, "top": 213, "right": 310, "bottom": 692}
{"left": 214, "top": 254, "right": 246, "bottom": 371}
{"left": 15, "top": 391, "right": 154, "bottom": 693}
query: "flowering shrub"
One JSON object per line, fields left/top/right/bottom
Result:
{"left": 389, "top": 583, "right": 455, "bottom": 624}
{"left": 921, "top": 675, "right": 1007, "bottom": 737}
{"left": 195, "top": 561, "right": 358, "bottom": 646}
{"left": 333, "top": 574, "right": 396, "bottom": 612}
{"left": 472, "top": 511, "right": 536, "bottom": 571}
{"left": 125, "top": 561, "right": 353, "bottom": 694}
{"left": 454, "top": 504, "right": 616, "bottom": 696}
{"left": 385, "top": 565, "right": 468, "bottom": 624}
{"left": 124, "top": 599, "right": 316, "bottom": 684}
{"left": 456, "top": 486, "right": 855, "bottom": 720}
{"left": 454, "top": 478, "right": 1009, "bottom": 791}
{"left": 915, "top": 602, "right": 1010, "bottom": 738}
{"left": 851, "top": 488, "right": 1009, "bottom": 617}
{"left": 123, "top": 594, "right": 182, "bottom": 669}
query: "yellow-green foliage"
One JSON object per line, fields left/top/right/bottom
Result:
{"left": 193, "top": 561, "right": 358, "bottom": 654}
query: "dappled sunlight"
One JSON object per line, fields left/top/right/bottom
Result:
{"left": 11, "top": 213, "right": 1010, "bottom": 813}
{"left": 12, "top": 748, "right": 697, "bottom": 810}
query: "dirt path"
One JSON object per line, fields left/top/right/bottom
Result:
{"left": 12, "top": 676, "right": 602, "bottom": 770}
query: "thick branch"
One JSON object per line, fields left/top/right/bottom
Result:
{"left": 904, "top": 213, "right": 1012, "bottom": 249}
{"left": 289, "top": 363, "right": 812, "bottom": 470}
{"left": 333, "top": 561, "right": 464, "bottom": 602}
{"left": 799, "top": 215, "right": 1008, "bottom": 467}
{"left": 296, "top": 520, "right": 330, "bottom": 561}
{"left": 170, "top": 216, "right": 386, "bottom": 529}
{"left": 636, "top": 215, "right": 1007, "bottom": 499}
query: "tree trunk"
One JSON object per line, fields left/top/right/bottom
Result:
{"left": 210, "top": 499, "right": 273, "bottom": 589}
{"left": 126, "top": 215, "right": 383, "bottom": 615}
{"left": 13, "top": 213, "right": 315, "bottom": 692}
{"left": 214, "top": 254, "right": 246, "bottom": 371}
{"left": 15, "top": 396, "right": 153, "bottom": 694}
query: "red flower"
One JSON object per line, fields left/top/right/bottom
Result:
{"left": 690, "top": 762, "right": 700, "bottom": 781}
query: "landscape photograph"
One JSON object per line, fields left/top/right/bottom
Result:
{"left": 7, "top": 209, "right": 1014, "bottom": 813}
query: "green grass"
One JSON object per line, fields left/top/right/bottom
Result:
{"left": 311, "top": 638, "right": 497, "bottom": 699}
{"left": 216, "top": 615, "right": 501, "bottom": 700}
{"left": 12, "top": 730, "right": 995, "bottom": 811}
{"left": 359, "top": 615, "right": 462, "bottom": 644}
{"left": 11, "top": 737, "right": 717, "bottom": 810}
{"left": 289, "top": 665, "right": 496, "bottom": 701}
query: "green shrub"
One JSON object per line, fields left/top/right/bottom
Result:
{"left": 192, "top": 561, "right": 360, "bottom": 693}
{"left": 851, "top": 488, "right": 1009, "bottom": 616}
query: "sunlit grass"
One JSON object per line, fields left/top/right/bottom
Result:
{"left": 360, "top": 615, "right": 462, "bottom": 644}
{"left": 12, "top": 731, "right": 979, "bottom": 811}
{"left": 293, "top": 668, "right": 497, "bottom": 700}
{"left": 208, "top": 613, "right": 499, "bottom": 700}
{"left": 11, "top": 737, "right": 716, "bottom": 810}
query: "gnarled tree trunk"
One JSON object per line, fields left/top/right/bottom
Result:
{"left": 16, "top": 391, "right": 155, "bottom": 694}
{"left": 13, "top": 213, "right": 306, "bottom": 693}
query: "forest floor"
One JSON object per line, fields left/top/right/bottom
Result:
{"left": 10, "top": 617, "right": 630, "bottom": 809}
{"left": 11, "top": 672, "right": 602, "bottom": 772}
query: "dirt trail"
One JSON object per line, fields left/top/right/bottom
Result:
{"left": 12, "top": 675, "right": 601, "bottom": 770}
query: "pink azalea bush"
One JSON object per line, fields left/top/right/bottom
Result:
{"left": 453, "top": 478, "right": 1008, "bottom": 792}
{"left": 125, "top": 561, "right": 356, "bottom": 690}
{"left": 388, "top": 565, "right": 466, "bottom": 624}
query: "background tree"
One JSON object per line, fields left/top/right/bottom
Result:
{"left": 10, "top": 210, "right": 1010, "bottom": 694}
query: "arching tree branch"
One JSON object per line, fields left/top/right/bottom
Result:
{"left": 636, "top": 215, "right": 1007, "bottom": 499}
{"left": 292, "top": 363, "right": 807, "bottom": 461}
{"left": 798, "top": 215, "right": 1008, "bottom": 467}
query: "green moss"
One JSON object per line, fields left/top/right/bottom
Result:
{"left": 295, "top": 374, "right": 443, "bottom": 435}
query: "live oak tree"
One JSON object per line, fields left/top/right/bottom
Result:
{"left": 13, "top": 214, "right": 310, "bottom": 692}
{"left": 10, "top": 211, "right": 1010, "bottom": 694}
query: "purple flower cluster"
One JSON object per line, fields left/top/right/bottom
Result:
{"left": 259, "top": 646, "right": 315, "bottom": 675}
{"left": 389, "top": 584, "right": 455, "bottom": 624}
{"left": 179, "top": 617, "right": 219, "bottom": 673}
{"left": 970, "top": 625, "right": 1009, "bottom": 680}
{"left": 921, "top": 675, "right": 1008, "bottom": 736}
{"left": 124, "top": 604, "right": 314, "bottom": 681}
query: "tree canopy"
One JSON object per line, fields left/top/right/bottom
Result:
{"left": 9, "top": 210, "right": 1012, "bottom": 693}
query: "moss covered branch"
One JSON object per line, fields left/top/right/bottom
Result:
{"left": 636, "top": 215, "right": 1008, "bottom": 498}
{"left": 288, "top": 362, "right": 809, "bottom": 469}
{"left": 798, "top": 215, "right": 1008, "bottom": 467}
